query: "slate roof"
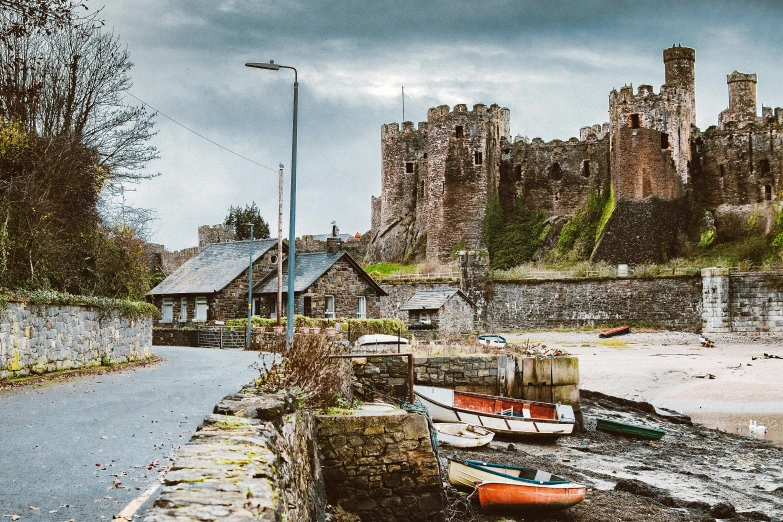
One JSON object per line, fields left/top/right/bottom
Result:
{"left": 148, "top": 240, "right": 280, "bottom": 295}
{"left": 253, "top": 251, "right": 386, "bottom": 296}
{"left": 399, "top": 288, "right": 476, "bottom": 311}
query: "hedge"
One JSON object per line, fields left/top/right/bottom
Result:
{"left": 226, "top": 315, "right": 407, "bottom": 336}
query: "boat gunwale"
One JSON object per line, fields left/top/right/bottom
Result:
{"left": 456, "top": 458, "right": 571, "bottom": 485}
{"left": 415, "top": 387, "right": 574, "bottom": 425}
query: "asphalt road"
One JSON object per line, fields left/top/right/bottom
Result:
{"left": 0, "top": 346, "right": 262, "bottom": 521}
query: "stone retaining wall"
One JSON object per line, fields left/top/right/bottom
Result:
{"left": 144, "top": 389, "right": 325, "bottom": 522}
{"left": 1, "top": 302, "right": 153, "bottom": 379}
{"left": 702, "top": 268, "right": 783, "bottom": 332}
{"left": 486, "top": 276, "right": 703, "bottom": 331}
{"left": 152, "top": 327, "right": 198, "bottom": 347}
{"left": 316, "top": 410, "right": 445, "bottom": 522}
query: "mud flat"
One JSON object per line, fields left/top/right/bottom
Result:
{"left": 440, "top": 391, "right": 783, "bottom": 521}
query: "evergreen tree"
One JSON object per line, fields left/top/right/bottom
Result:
{"left": 224, "top": 203, "right": 271, "bottom": 240}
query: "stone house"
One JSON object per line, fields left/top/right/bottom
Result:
{"left": 400, "top": 288, "right": 476, "bottom": 334}
{"left": 252, "top": 240, "right": 386, "bottom": 319}
{"left": 148, "top": 239, "right": 284, "bottom": 325}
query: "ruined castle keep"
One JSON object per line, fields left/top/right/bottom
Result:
{"left": 367, "top": 45, "right": 783, "bottom": 264}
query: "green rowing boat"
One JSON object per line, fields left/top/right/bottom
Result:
{"left": 595, "top": 418, "right": 666, "bottom": 440}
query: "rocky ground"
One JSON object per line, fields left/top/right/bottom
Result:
{"left": 438, "top": 391, "right": 783, "bottom": 522}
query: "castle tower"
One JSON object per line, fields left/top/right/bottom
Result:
{"left": 727, "top": 71, "right": 757, "bottom": 124}
{"left": 379, "top": 121, "right": 428, "bottom": 231}
{"left": 663, "top": 45, "right": 695, "bottom": 92}
{"left": 424, "top": 103, "right": 510, "bottom": 261}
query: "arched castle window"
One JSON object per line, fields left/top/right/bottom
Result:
{"left": 582, "top": 160, "right": 590, "bottom": 178}
{"left": 405, "top": 162, "right": 414, "bottom": 174}
{"left": 549, "top": 162, "right": 562, "bottom": 181}
{"left": 629, "top": 114, "right": 640, "bottom": 129}
{"left": 474, "top": 151, "right": 483, "bottom": 165}
{"left": 455, "top": 125, "right": 464, "bottom": 138}
{"left": 660, "top": 133, "right": 669, "bottom": 149}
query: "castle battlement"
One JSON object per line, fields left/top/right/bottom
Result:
{"left": 663, "top": 45, "right": 695, "bottom": 63}
{"left": 728, "top": 71, "right": 757, "bottom": 84}
{"left": 381, "top": 121, "right": 429, "bottom": 137}
{"left": 426, "top": 103, "right": 509, "bottom": 122}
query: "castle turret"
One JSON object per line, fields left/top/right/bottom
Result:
{"left": 663, "top": 45, "right": 695, "bottom": 92}
{"left": 728, "top": 71, "right": 757, "bottom": 122}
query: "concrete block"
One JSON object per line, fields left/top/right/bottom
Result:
{"left": 551, "top": 357, "right": 579, "bottom": 385}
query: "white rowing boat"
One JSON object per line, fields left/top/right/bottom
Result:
{"left": 433, "top": 422, "right": 494, "bottom": 448}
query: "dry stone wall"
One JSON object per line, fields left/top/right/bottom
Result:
{"left": 0, "top": 302, "right": 152, "bottom": 379}
{"left": 702, "top": 268, "right": 783, "bottom": 333}
{"left": 316, "top": 411, "right": 445, "bottom": 522}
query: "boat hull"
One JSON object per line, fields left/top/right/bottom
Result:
{"left": 415, "top": 386, "right": 575, "bottom": 438}
{"left": 477, "top": 481, "right": 586, "bottom": 511}
{"left": 596, "top": 417, "right": 665, "bottom": 440}
{"left": 434, "top": 423, "right": 494, "bottom": 448}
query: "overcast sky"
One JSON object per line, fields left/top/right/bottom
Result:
{"left": 95, "top": 0, "right": 783, "bottom": 250}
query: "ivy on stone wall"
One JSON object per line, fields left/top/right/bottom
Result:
{"left": 555, "top": 186, "right": 613, "bottom": 261}
{"left": 483, "top": 195, "right": 549, "bottom": 270}
{"left": 0, "top": 288, "right": 159, "bottom": 321}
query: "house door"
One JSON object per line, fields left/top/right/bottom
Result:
{"left": 303, "top": 296, "right": 312, "bottom": 317}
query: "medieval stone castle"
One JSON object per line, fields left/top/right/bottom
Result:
{"left": 366, "top": 45, "right": 783, "bottom": 264}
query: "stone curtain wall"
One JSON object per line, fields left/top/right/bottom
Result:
{"left": 486, "top": 276, "right": 703, "bottom": 332}
{"left": 144, "top": 389, "right": 326, "bottom": 522}
{"left": 0, "top": 302, "right": 152, "bottom": 379}
{"left": 316, "top": 411, "right": 445, "bottom": 522}
{"left": 152, "top": 327, "right": 199, "bottom": 347}
{"left": 702, "top": 268, "right": 783, "bottom": 333}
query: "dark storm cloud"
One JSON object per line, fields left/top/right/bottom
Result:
{"left": 97, "top": 0, "right": 783, "bottom": 249}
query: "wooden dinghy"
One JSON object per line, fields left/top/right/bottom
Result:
{"left": 477, "top": 481, "right": 586, "bottom": 512}
{"left": 447, "top": 457, "right": 570, "bottom": 489}
{"left": 599, "top": 325, "right": 630, "bottom": 338}
{"left": 433, "top": 423, "right": 494, "bottom": 448}
{"left": 596, "top": 417, "right": 666, "bottom": 440}
{"left": 414, "top": 386, "right": 575, "bottom": 437}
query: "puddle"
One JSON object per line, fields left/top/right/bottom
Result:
{"left": 687, "top": 411, "right": 783, "bottom": 445}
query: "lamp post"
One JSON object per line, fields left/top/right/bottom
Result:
{"left": 245, "top": 60, "right": 298, "bottom": 349}
{"left": 244, "top": 223, "right": 254, "bottom": 349}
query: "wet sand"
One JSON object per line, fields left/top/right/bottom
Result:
{"left": 437, "top": 331, "right": 783, "bottom": 520}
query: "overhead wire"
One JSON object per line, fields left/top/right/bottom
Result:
{"left": 124, "top": 91, "right": 280, "bottom": 173}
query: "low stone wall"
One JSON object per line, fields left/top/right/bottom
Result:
{"left": 152, "top": 327, "right": 198, "bottom": 347}
{"left": 486, "top": 276, "right": 703, "bottom": 331}
{"left": 144, "top": 388, "right": 325, "bottom": 522}
{"left": 316, "top": 410, "right": 445, "bottom": 522}
{"left": 703, "top": 268, "right": 783, "bottom": 333}
{"left": 1, "top": 302, "right": 153, "bottom": 379}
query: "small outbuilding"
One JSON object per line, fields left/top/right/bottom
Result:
{"left": 399, "top": 287, "right": 476, "bottom": 334}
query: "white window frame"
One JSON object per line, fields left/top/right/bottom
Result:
{"left": 270, "top": 299, "right": 277, "bottom": 319}
{"left": 194, "top": 297, "right": 208, "bottom": 322}
{"left": 179, "top": 298, "right": 188, "bottom": 322}
{"left": 252, "top": 298, "right": 261, "bottom": 317}
{"left": 161, "top": 298, "right": 173, "bottom": 323}
{"left": 356, "top": 296, "right": 366, "bottom": 319}
{"left": 324, "top": 295, "right": 335, "bottom": 319}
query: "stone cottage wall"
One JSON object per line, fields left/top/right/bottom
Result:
{"left": 0, "top": 302, "right": 153, "bottom": 379}
{"left": 302, "top": 258, "right": 382, "bottom": 319}
{"left": 486, "top": 276, "right": 702, "bottom": 331}
{"left": 438, "top": 294, "right": 475, "bottom": 333}
{"left": 316, "top": 411, "right": 445, "bottom": 522}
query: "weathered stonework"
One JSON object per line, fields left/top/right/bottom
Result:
{"left": 0, "top": 302, "right": 153, "bottom": 379}
{"left": 152, "top": 327, "right": 199, "bottom": 347}
{"left": 485, "top": 276, "right": 703, "bottom": 332}
{"left": 316, "top": 411, "right": 445, "bottom": 522}
{"left": 702, "top": 268, "right": 783, "bottom": 333}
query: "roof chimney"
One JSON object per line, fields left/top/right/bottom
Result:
{"left": 326, "top": 236, "right": 343, "bottom": 254}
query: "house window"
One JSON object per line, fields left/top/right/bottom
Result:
{"left": 303, "top": 296, "right": 312, "bottom": 317}
{"left": 582, "top": 160, "right": 590, "bottom": 178}
{"left": 161, "top": 299, "right": 173, "bottom": 323}
{"left": 474, "top": 151, "right": 483, "bottom": 165}
{"left": 630, "top": 114, "right": 640, "bottom": 129}
{"left": 252, "top": 298, "right": 260, "bottom": 316}
{"left": 419, "top": 311, "right": 432, "bottom": 325}
{"left": 356, "top": 296, "right": 366, "bottom": 319}
{"left": 660, "top": 132, "right": 669, "bottom": 149}
{"left": 194, "top": 297, "right": 208, "bottom": 322}
{"left": 455, "top": 125, "right": 463, "bottom": 138}
{"left": 270, "top": 254, "right": 278, "bottom": 264}
{"left": 405, "top": 162, "right": 414, "bottom": 174}
{"left": 180, "top": 298, "right": 187, "bottom": 322}
{"left": 324, "top": 295, "right": 335, "bottom": 319}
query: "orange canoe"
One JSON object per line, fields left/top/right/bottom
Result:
{"left": 477, "top": 481, "right": 586, "bottom": 512}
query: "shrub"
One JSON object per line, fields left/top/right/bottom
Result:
{"left": 483, "top": 195, "right": 549, "bottom": 270}
{"left": 255, "top": 334, "right": 347, "bottom": 408}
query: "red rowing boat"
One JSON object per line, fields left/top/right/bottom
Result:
{"left": 477, "top": 481, "right": 586, "bottom": 512}
{"left": 598, "top": 325, "right": 630, "bottom": 338}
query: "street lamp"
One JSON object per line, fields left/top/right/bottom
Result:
{"left": 245, "top": 60, "right": 298, "bottom": 349}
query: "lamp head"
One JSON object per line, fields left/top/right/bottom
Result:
{"left": 245, "top": 60, "right": 281, "bottom": 71}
